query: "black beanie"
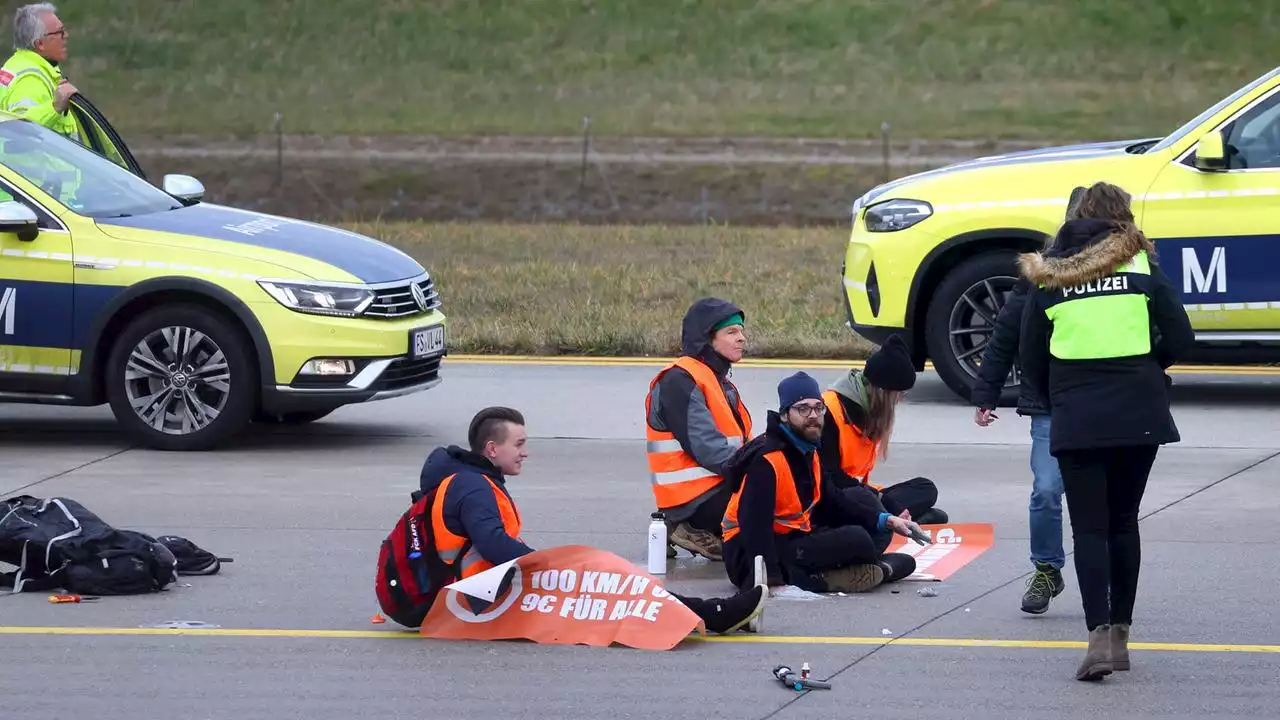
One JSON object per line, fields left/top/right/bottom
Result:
{"left": 777, "top": 371, "right": 822, "bottom": 411}
{"left": 863, "top": 335, "right": 916, "bottom": 391}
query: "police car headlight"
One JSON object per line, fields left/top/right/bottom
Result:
{"left": 863, "top": 199, "right": 933, "bottom": 233}
{"left": 257, "top": 280, "right": 376, "bottom": 317}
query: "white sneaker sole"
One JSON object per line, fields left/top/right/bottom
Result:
{"left": 748, "top": 554, "right": 766, "bottom": 633}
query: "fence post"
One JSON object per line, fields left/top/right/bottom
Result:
{"left": 274, "top": 111, "right": 284, "bottom": 189}
{"left": 881, "top": 121, "right": 891, "bottom": 184}
{"left": 579, "top": 116, "right": 591, "bottom": 192}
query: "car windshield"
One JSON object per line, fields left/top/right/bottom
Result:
{"left": 0, "top": 118, "right": 181, "bottom": 218}
{"left": 1149, "top": 65, "right": 1280, "bottom": 153}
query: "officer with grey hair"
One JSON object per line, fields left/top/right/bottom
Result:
{"left": 0, "top": 3, "right": 80, "bottom": 138}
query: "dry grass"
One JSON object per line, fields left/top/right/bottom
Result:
{"left": 351, "top": 222, "right": 874, "bottom": 359}
{"left": 53, "top": 0, "right": 1280, "bottom": 141}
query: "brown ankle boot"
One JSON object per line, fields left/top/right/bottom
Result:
{"left": 1110, "top": 624, "right": 1130, "bottom": 671}
{"left": 1076, "top": 625, "right": 1113, "bottom": 681}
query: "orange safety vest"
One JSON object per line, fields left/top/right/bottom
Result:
{"left": 430, "top": 473, "right": 524, "bottom": 579}
{"left": 644, "top": 356, "right": 753, "bottom": 509}
{"left": 821, "top": 390, "right": 883, "bottom": 491}
{"left": 722, "top": 449, "right": 821, "bottom": 542}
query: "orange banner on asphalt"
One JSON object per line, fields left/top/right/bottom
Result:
{"left": 883, "top": 523, "right": 995, "bottom": 581}
{"left": 419, "top": 545, "right": 705, "bottom": 650}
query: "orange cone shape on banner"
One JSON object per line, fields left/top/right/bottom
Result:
{"left": 419, "top": 545, "right": 706, "bottom": 650}
{"left": 883, "top": 523, "right": 995, "bottom": 581}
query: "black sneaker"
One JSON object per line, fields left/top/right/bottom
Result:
{"left": 700, "top": 585, "right": 766, "bottom": 634}
{"left": 1021, "top": 561, "right": 1065, "bottom": 614}
{"left": 879, "top": 552, "right": 917, "bottom": 582}
{"left": 913, "top": 508, "right": 949, "bottom": 525}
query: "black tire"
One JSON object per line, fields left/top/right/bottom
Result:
{"left": 924, "top": 252, "right": 1023, "bottom": 406}
{"left": 254, "top": 408, "right": 337, "bottom": 425}
{"left": 105, "top": 304, "right": 258, "bottom": 451}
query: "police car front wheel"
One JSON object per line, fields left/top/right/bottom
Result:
{"left": 924, "top": 251, "right": 1022, "bottom": 405}
{"left": 105, "top": 304, "right": 257, "bottom": 451}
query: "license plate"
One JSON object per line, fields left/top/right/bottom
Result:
{"left": 410, "top": 325, "right": 446, "bottom": 359}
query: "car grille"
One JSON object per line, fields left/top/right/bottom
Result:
{"left": 364, "top": 277, "right": 441, "bottom": 319}
{"left": 375, "top": 355, "right": 443, "bottom": 391}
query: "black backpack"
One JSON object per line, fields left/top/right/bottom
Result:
{"left": 0, "top": 495, "right": 180, "bottom": 595}
{"left": 374, "top": 489, "right": 464, "bottom": 628}
{"left": 156, "top": 535, "right": 231, "bottom": 576}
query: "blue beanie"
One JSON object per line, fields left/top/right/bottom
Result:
{"left": 778, "top": 371, "right": 821, "bottom": 411}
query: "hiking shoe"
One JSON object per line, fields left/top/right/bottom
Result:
{"left": 1021, "top": 561, "right": 1065, "bottom": 614}
{"left": 820, "top": 563, "right": 885, "bottom": 593}
{"left": 700, "top": 585, "right": 766, "bottom": 634}
{"left": 668, "top": 522, "right": 723, "bottom": 561}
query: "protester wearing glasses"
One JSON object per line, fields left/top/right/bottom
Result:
{"left": 719, "top": 371, "right": 921, "bottom": 595}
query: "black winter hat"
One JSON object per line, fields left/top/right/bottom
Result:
{"left": 777, "top": 371, "right": 822, "bottom": 411}
{"left": 863, "top": 335, "right": 916, "bottom": 392}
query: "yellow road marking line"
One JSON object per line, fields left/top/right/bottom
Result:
{"left": 698, "top": 635, "right": 1280, "bottom": 653}
{"left": 445, "top": 354, "right": 1280, "bottom": 375}
{"left": 447, "top": 355, "right": 865, "bottom": 369}
{"left": 2, "top": 625, "right": 1277, "bottom": 653}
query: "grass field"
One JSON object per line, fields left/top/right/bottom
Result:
{"left": 56, "top": 0, "right": 1280, "bottom": 141}
{"left": 358, "top": 221, "right": 874, "bottom": 358}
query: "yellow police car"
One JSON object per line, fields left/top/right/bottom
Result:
{"left": 0, "top": 95, "right": 447, "bottom": 450}
{"left": 842, "top": 64, "right": 1280, "bottom": 403}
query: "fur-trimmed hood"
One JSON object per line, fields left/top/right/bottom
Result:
{"left": 1018, "top": 218, "right": 1156, "bottom": 289}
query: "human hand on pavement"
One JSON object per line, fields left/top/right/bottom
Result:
{"left": 54, "top": 79, "right": 77, "bottom": 113}
{"left": 973, "top": 408, "right": 998, "bottom": 427}
{"left": 885, "top": 515, "right": 914, "bottom": 537}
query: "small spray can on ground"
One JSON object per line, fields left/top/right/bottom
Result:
{"left": 647, "top": 511, "right": 667, "bottom": 575}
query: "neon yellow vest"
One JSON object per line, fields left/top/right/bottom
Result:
{"left": 0, "top": 49, "right": 77, "bottom": 138}
{"left": 1042, "top": 251, "right": 1152, "bottom": 359}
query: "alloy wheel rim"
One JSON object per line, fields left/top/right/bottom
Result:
{"left": 123, "top": 325, "right": 231, "bottom": 435}
{"left": 947, "top": 276, "right": 1021, "bottom": 387}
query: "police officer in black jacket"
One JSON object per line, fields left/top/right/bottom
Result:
{"left": 1017, "top": 182, "right": 1194, "bottom": 682}
{"left": 971, "top": 187, "right": 1084, "bottom": 617}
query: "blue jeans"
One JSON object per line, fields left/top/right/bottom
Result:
{"left": 1029, "top": 415, "right": 1065, "bottom": 569}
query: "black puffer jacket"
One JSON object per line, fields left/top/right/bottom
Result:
{"left": 970, "top": 277, "right": 1047, "bottom": 415}
{"left": 1017, "top": 218, "right": 1194, "bottom": 454}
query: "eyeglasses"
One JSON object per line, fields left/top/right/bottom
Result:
{"left": 788, "top": 403, "right": 825, "bottom": 417}
{"left": 44, "top": 29, "right": 66, "bottom": 39}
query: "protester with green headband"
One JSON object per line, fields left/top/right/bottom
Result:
{"left": 644, "top": 297, "right": 753, "bottom": 562}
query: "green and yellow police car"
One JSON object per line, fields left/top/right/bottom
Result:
{"left": 841, "top": 64, "right": 1280, "bottom": 403}
{"left": 0, "top": 95, "right": 448, "bottom": 450}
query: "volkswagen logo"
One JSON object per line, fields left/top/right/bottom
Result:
{"left": 410, "top": 282, "right": 429, "bottom": 312}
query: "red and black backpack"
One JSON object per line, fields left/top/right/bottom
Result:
{"left": 374, "top": 489, "right": 469, "bottom": 628}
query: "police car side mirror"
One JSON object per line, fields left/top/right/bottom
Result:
{"left": 163, "top": 174, "right": 205, "bottom": 204}
{"left": 1193, "top": 130, "right": 1228, "bottom": 171}
{"left": 0, "top": 200, "right": 39, "bottom": 242}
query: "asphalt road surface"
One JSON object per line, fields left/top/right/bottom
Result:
{"left": 2, "top": 357, "right": 1279, "bottom": 720}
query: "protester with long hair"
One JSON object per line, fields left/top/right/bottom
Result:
{"left": 1018, "top": 182, "right": 1194, "bottom": 681}
{"left": 819, "top": 335, "right": 949, "bottom": 529}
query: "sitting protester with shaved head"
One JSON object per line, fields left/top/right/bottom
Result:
{"left": 374, "top": 406, "right": 767, "bottom": 635}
